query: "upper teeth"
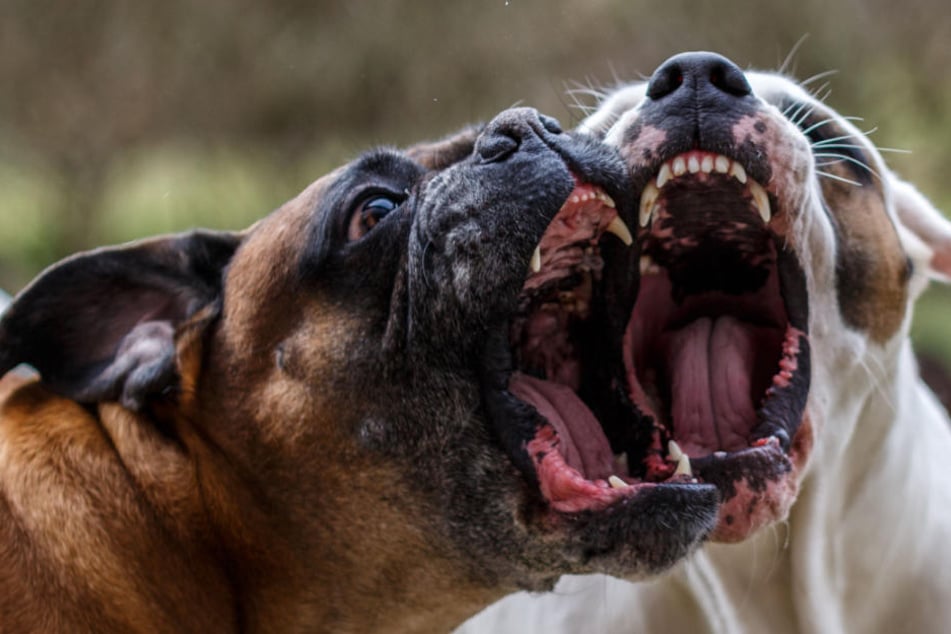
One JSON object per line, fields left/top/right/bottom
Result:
{"left": 528, "top": 189, "right": 632, "bottom": 275}
{"left": 639, "top": 152, "right": 771, "bottom": 228}
{"left": 570, "top": 189, "right": 617, "bottom": 208}
{"left": 605, "top": 216, "right": 634, "bottom": 245}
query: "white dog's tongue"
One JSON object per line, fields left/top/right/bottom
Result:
{"left": 665, "top": 315, "right": 759, "bottom": 455}
{"left": 509, "top": 373, "right": 615, "bottom": 481}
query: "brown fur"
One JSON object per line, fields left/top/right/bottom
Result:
{"left": 0, "top": 183, "right": 499, "bottom": 633}
{"left": 1, "top": 109, "right": 717, "bottom": 632}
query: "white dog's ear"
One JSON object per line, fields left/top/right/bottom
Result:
{"left": 892, "top": 179, "right": 951, "bottom": 282}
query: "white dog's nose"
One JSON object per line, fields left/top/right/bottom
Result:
{"left": 646, "top": 51, "right": 752, "bottom": 101}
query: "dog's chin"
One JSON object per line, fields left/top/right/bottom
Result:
{"left": 482, "top": 153, "right": 813, "bottom": 555}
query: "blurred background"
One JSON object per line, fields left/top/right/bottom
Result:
{"left": 2, "top": 0, "right": 950, "bottom": 367}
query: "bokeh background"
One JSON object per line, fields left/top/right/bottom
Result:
{"left": 2, "top": 0, "right": 951, "bottom": 364}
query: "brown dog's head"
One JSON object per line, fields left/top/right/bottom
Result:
{"left": 0, "top": 108, "right": 720, "bottom": 626}
{"left": 578, "top": 51, "right": 951, "bottom": 543}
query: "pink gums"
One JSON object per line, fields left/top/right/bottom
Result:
{"left": 526, "top": 425, "right": 648, "bottom": 514}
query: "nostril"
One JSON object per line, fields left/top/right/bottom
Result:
{"left": 539, "top": 114, "right": 563, "bottom": 135}
{"left": 709, "top": 61, "right": 751, "bottom": 97}
{"left": 477, "top": 134, "right": 520, "bottom": 163}
{"left": 646, "top": 64, "right": 685, "bottom": 100}
{"left": 646, "top": 52, "right": 751, "bottom": 101}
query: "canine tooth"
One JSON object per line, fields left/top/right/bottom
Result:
{"left": 674, "top": 454, "right": 692, "bottom": 477}
{"left": 750, "top": 181, "right": 771, "bottom": 223}
{"left": 639, "top": 182, "right": 659, "bottom": 227}
{"left": 672, "top": 156, "right": 687, "bottom": 176}
{"left": 605, "top": 216, "right": 634, "bottom": 246}
{"left": 714, "top": 155, "right": 730, "bottom": 173}
{"left": 729, "top": 162, "right": 747, "bottom": 184}
{"left": 700, "top": 155, "right": 714, "bottom": 173}
{"left": 656, "top": 163, "right": 673, "bottom": 188}
{"left": 608, "top": 475, "right": 628, "bottom": 490}
{"left": 687, "top": 156, "right": 700, "bottom": 174}
{"left": 668, "top": 440, "right": 684, "bottom": 462}
{"left": 530, "top": 246, "right": 542, "bottom": 273}
{"left": 598, "top": 191, "right": 616, "bottom": 208}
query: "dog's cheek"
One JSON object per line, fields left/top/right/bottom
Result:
{"left": 824, "top": 181, "right": 911, "bottom": 342}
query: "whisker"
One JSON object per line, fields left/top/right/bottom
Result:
{"left": 786, "top": 101, "right": 816, "bottom": 127}
{"left": 809, "top": 81, "right": 831, "bottom": 101}
{"left": 816, "top": 170, "right": 862, "bottom": 187}
{"left": 813, "top": 86, "right": 833, "bottom": 105}
{"left": 800, "top": 69, "right": 839, "bottom": 88}
{"left": 813, "top": 151, "right": 881, "bottom": 177}
{"left": 810, "top": 127, "right": 875, "bottom": 147}
{"left": 812, "top": 141, "right": 912, "bottom": 155}
{"left": 800, "top": 117, "right": 839, "bottom": 136}
{"left": 779, "top": 34, "right": 811, "bottom": 75}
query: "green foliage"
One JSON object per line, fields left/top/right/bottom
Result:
{"left": 2, "top": 0, "right": 950, "bottom": 361}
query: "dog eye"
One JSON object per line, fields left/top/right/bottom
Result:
{"left": 348, "top": 194, "right": 402, "bottom": 241}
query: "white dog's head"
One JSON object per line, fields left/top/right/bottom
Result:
{"left": 579, "top": 51, "right": 951, "bottom": 542}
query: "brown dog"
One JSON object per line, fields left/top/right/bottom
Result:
{"left": 0, "top": 108, "right": 722, "bottom": 633}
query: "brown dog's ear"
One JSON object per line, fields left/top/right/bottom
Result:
{"left": 404, "top": 123, "right": 484, "bottom": 170}
{"left": 0, "top": 230, "right": 241, "bottom": 410}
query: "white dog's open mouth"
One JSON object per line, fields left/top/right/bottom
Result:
{"left": 501, "top": 151, "right": 810, "bottom": 537}
{"left": 630, "top": 150, "right": 809, "bottom": 459}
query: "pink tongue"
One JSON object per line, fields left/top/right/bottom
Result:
{"left": 664, "top": 316, "right": 758, "bottom": 456}
{"left": 509, "top": 373, "right": 615, "bottom": 480}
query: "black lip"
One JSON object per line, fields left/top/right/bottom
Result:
{"left": 690, "top": 443, "right": 791, "bottom": 500}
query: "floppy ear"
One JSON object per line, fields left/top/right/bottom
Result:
{"left": 0, "top": 230, "right": 241, "bottom": 410}
{"left": 404, "top": 123, "right": 484, "bottom": 170}
{"left": 892, "top": 178, "right": 951, "bottom": 281}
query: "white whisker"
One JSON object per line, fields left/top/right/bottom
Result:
{"left": 800, "top": 117, "right": 839, "bottom": 137}
{"left": 813, "top": 152, "right": 881, "bottom": 179}
{"left": 779, "top": 34, "right": 811, "bottom": 75}
{"left": 816, "top": 170, "right": 862, "bottom": 187}
{"left": 800, "top": 69, "right": 839, "bottom": 88}
{"left": 786, "top": 101, "right": 816, "bottom": 127}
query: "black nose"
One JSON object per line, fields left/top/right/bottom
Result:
{"left": 646, "top": 51, "right": 751, "bottom": 101}
{"left": 475, "top": 107, "right": 563, "bottom": 163}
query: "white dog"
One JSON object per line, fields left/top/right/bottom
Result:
{"left": 461, "top": 52, "right": 951, "bottom": 633}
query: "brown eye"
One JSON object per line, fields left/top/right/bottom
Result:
{"left": 348, "top": 195, "right": 401, "bottom": 241}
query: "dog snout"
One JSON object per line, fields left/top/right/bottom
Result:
{"left": 646, "top": 51, "right": 752, "bottom": 104}
{"left": 475, "top": 107, "right": 564, "bottom": 163}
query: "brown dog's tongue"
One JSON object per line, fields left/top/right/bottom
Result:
{"left": 509, "top": 373, "right": 615, "bottom": 481}
{"left": 665, "top": 316, "right": 759, "bottom": 455}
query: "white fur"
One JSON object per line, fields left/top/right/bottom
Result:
{"left": 459, "top": 72, "right": 951, "bottom": 633}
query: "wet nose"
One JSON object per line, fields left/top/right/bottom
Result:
{"left": 646, "top": 51, "right": 752, "bottom": 102}
{"left": 475, "top": 107, "right": 564, "bottom": 163}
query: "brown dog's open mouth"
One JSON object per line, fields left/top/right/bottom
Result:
{"left": 492, "top": 150, "right": 810, "bottom": 525}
